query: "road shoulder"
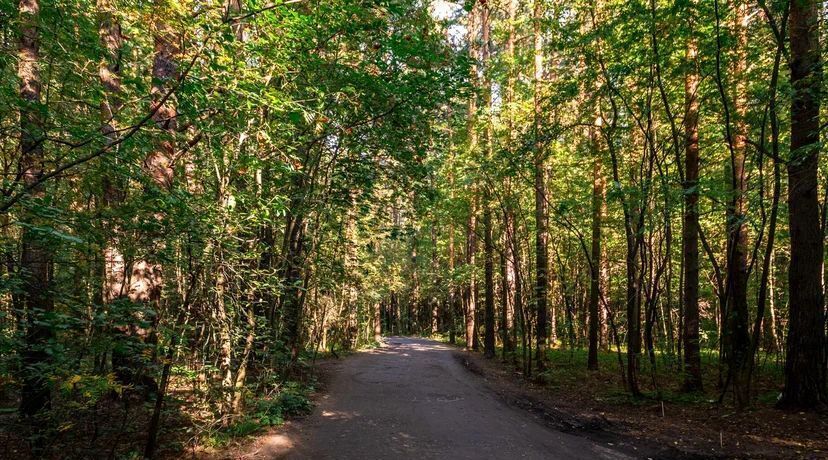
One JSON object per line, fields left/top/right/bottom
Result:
{"left": 454, "top": 346, "right": 822, "bottom": 459}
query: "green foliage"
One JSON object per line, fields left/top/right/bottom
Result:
{"left": 0, "top": 0, "right": 821, "bottom": 454}
{"left": 0, "top": 0, "right": 463, "bottom": 455}
{"left": 59, "top": 373, "right": 123, "bottom": 405}
{"left": 204, "top": 382, "right": 313, "bottom": 447}
{"left": 254, "top": 384, "right": 313, "bottom": 426}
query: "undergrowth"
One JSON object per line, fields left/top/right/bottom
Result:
{"left": 202, "top": 381, "right": 314, "bottom": 448}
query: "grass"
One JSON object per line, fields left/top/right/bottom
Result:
{"left": 535, "top": 347, "right": 783, "bottom": 403}
{"left": 433, "top": 330, "right": 786, "bottom": 408}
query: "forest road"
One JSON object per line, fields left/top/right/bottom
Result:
{"left": 265, "top": 337, "right": 632, "bottom": 459}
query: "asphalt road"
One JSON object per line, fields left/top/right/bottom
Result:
{"left": 283, "top": 337, "right": 631, "bottom": 460}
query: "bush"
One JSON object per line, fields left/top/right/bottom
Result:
{"left": 254, "top": 384, "right": 313, "bottom": 426}
{"left": 200, "top": 381, "right": 314, "bottom": 448}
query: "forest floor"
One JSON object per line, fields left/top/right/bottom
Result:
{"left": 453, "top": 342, "right": 828, "bottom": 459}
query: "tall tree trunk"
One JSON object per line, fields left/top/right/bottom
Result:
{"left": 725, "top": 0, "right": 751, "bottom": 407}
{"left": 602, "top": 61, "right": 641, "bottom": 395}
{"left": 143, "top": 8, "right": 178, "bottom": 190}
{"left": 533, "top": 0, "right": 549, "bottom": 371}
{"left": 625, "top": 229, "right": 641, "bottom": 396}
{"left": 599, "top": 206, "right": 609, "bottom": 350}
{"left": 780, "top": 0, "right": 826, "bottom": 409}
{"left": 512, "top": 212, "right": 525, "bottom": 366}
{"left": 500, "top": 228, "right": 513, "bottom": 357}
{"left": 748, "top": 11, "right": 785, "bottom": 400}
{"left": 499, "top": 0, "right": 518, "bottom": 359}
{"left": 766, "top": 251, "right": 780, "bottom": 352}
{"left": 374, "top": 301, "right": 382, "bottom": 343}
{"left": 115, "top": 4, "right": 178, "bottom": 391}
{"left": 481, "top": 0, "right": 495, "bottom": 359}
{"left": 215, "top": 258, "right": 234, "bottom": 415}
{"left": 225, "top": 0, "right": 250, "bottom": 415}
{"left": 446, "top": 146, "right": 458, "bottom": 344}
{"left": 463, "top": 2, "right": 479, "bottom": 352}
{"left": 410, "top": 237, "right": 420, "bottom": 334}
{"left": 281, "top": 208, "right": 306, "bottom": 362}
{"left": 682, "top": 27, "right": 703, "bottom": 392}
{"left": 431, "top": 224, "right": 440, "bottom": 335}
{"left": 99, "top": 0, "right": 126, "bottom": 306}
{"left": 448, "top": 220, "right": 457, "bottom": 344}
{"left": 232, "top": 300, "right": 255, "bottom": 413}
{"left": 484, "top": 205, "right": 495, "bottom": 358}
{"left": 465, "top": 208, "right": 478, "bottom": 350}
{"left": 587, "top": 118, "right": 603, "bottom": 370}
{"left": 18, "top": 0, "right": 54, "bottom": 417}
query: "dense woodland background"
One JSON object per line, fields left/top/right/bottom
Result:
{"left": 0, "top": 0, "right": 826, "bottom": 457}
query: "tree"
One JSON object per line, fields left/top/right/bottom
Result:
{"left": 780, "top": 0, "right": 826, "bottom": 409}
{"left": 17, "top": 0, "right": 53, "bottom": 417}
{"left": 533, "top": 0, "right": 549, "bottom": 372}
{"left": 719, "top": 0, "right": 751, "bottom": 407}
{"left": 587, "top": 113, "right": 603, "bottom": 371}
{"left": 682, "top": 11, "right": 703, "bottom": 392}
{"left": 481, "top": 0, "right": 495, "bottom": 360}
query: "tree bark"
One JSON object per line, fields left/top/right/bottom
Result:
{"left": 780, "top": 0, "right": 826, "bottom": 409}
{"left": 448, "top": 219, "right": 457, "bottom": 344}
{"left": 500, "top": 229, "right": 514, "bottom": 357}
{"left": 114, "top": 3, "right": 178, "bottom": 391}
{"left": 98, "top": 0, "right": 127, "bottom": 309}
{"left": 281, "top": 206, "right": 306, "bottom": 362}
{"left": 587, "top": 118, "right": 603, "bottom": 371}
{"left": 374, "top": 301, "right": 382, "bottom": 343}
{"left": 463, "top": 3, "right": 479, "bottom": 352}
{"left": 533, "top": 0, "right": 549, "bottom": 371}
{"left": 484, "top": 205, "right": 495, "bottom": 358}
{"left": 499, "top": 0, "right": 518, "bottom": 359}
{"left": 481, "top": 0, "right": 495, "bottom": 359}
{"left": 512, "top": 211, "right": 526, "bottom": 368}
{"left": 724, "top": 0, "right": 751, "bottom": 407}
{"left": 682, "top": 26, "right": 703, "bottom": 392}
{"left": 431, "top": 224, "right": 440, "bottom": 335}
{"left": 18, "top": 0, "right": 54, "bottom": 416}
{"left": 465, "top": 207, "right": 478, "bottom": 350}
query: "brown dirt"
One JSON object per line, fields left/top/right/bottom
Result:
{"left": 456, "top": 346, "right": 828, "bottom": 459}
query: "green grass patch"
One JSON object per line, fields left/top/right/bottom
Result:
{"left": 464, "top": 341, "right": 784, "bottom": 409}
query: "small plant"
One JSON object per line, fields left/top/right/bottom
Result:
{"left": 280, "top": 391, "right": 312, "bottom": 417}
{"left": 253, "top": 397, "right": 286, "bottom": 427}
{"left": 255, "top": 383, "right": 313, "bottom": 425}
{"left": 202, "top": 382, "right": 314, "bottom": 448}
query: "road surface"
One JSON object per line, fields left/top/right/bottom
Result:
{"left": 276, "top": 337, "right": 630, "bottom": 459}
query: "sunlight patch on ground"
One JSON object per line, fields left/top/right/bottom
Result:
{"left": 250, "top": 431, "right": 295, "bottom": 459}
{"left": 321, "top": 410, "right": 361, "bottom": 420}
